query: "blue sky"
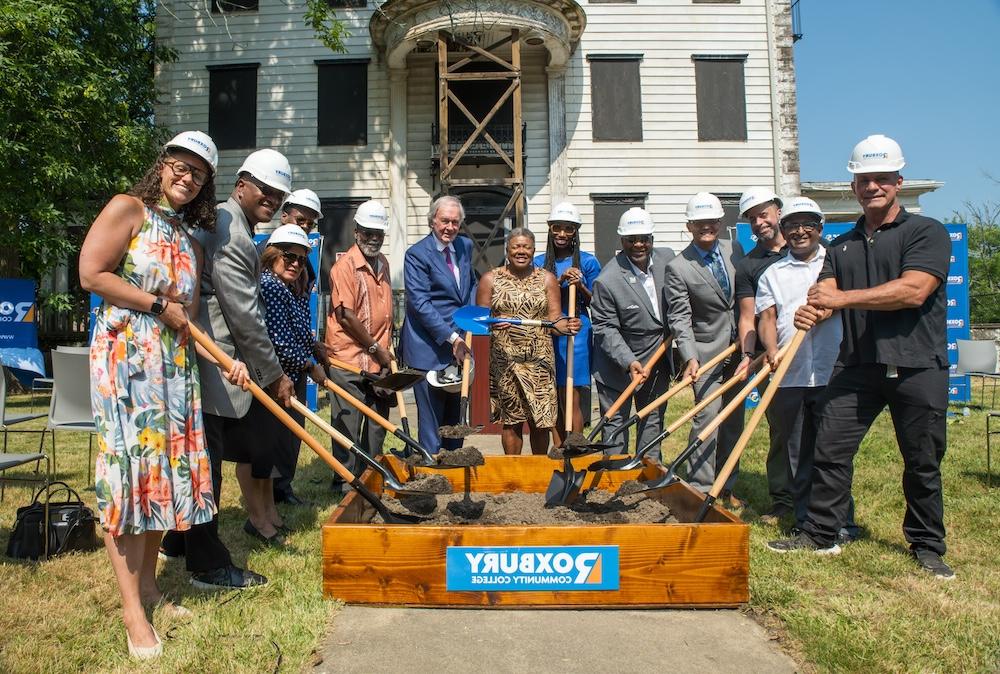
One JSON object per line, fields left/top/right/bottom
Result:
{"left": 794, "top": 0, "right": 1000, "bottom": 221}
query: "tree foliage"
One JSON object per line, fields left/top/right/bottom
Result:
{"left": 958, "top": 200, "right": 1000, "bottom": 325}
{"left": 0, "top": 0, "right": 172, "bottom": 287}
{"left": 304, "top": 0, "right": 349, "bottom": 54}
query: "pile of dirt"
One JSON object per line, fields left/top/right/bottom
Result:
{"left": 439, "top": 423, "right": 483, "bottom": 439}
{"left": 375, "top": 489, "right": 677, "bottom": 525}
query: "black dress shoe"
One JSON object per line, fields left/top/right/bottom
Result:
{"left": 279, "top": 492, "right": 311, "bottom": 507}
{"left": 243, "top": 519, "right": 286, "bottom": 547}
{"left": 190, "top": 564, "right": 268, "bottom": 591}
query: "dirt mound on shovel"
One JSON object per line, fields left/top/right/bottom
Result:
{"left": 377, "top": 490, "right": 677, "bottom": 525}
{"left": 437, "top": 445, "right": 485, "bottom": 467}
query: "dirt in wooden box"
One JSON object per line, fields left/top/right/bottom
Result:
{"left": 376, "top": 490, "right": 678, "bottom": 525}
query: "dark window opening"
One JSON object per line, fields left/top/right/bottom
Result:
{"left": 693, "top": 55, "right": 748, "bottom": 142}
{"left": 317, "top": 60, "right": 369, "bottom": 146}
{"left": 211, "top": 0, "right": 258, "bottom": 13}
{"left": 714, "top": 193, "right": 741, "bottom": 240}
{"left": 590, "top": 192, "right": 648, "bottom": 266}
{"left": 326, "top": 0, "right": 366, "bottom": 7}
{"left": 588, "top": 55, "right": 643, "bottom": 142}
{"left": 317, "top": 197, "right": 370, "bottom": 293}
{"left": 208, "top": 64, "right": 258, "bottom": 150}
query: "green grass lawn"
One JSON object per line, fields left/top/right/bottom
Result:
{"left": 1, "top": 384, "right": 999, "bottom": 673}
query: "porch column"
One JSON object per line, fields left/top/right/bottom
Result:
{"left": 546, "top": 64, "right": 568, "bottom": 205}
{"left": 388, "top": 66, "right": 409, "bottom": 288}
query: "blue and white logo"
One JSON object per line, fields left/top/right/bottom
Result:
{"left": 446, "top": 545, "right": 620, "bottom": 592}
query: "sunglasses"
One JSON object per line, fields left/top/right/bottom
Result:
{"left": 280, "top": 251, "right": 308, "bottom": 266}
{"left": 245, "top": 175, "right": 288, "bottom": 203}
{"left": 622, "top": 235, "right": 652, "bottom": 245}
{"left": 164, "top": 158, "right": 210, "bottom": 187}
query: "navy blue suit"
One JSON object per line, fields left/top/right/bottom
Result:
{"left": 399, "top": 233, "right": 476, "bottom": 453}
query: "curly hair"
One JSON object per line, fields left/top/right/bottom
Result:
{"left": 129, "top": 150, "right": 217, "bottom": 231}
{"left": 540, "top": 222, "right": 581, "bottom": 274}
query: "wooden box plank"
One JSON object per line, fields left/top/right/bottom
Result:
{"left": 323, "top": 455, "right": 749, "bottom": 608}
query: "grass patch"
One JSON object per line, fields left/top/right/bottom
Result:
{"left": 1, "top": 383, "right": 999, "bottom": 672}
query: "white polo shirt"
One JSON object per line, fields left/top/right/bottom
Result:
{"left": 755, "top": 247, "right": 842, "bottom": 388}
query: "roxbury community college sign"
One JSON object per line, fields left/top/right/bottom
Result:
{"left": 446, "top": 546, "right": 620, "bottom": 592}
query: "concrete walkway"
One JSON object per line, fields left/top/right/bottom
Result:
{"left": 314, "top": 607, "right": 798, "bottom": 673}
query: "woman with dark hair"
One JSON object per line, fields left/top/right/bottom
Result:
{"left": 81, "top": 131, "right": 247, "bottom": 660}
{"left": 534, "top": 202, "right": 602, "bottom": 444}
{"left": 477, "top": 228, "right": 580, "bottom": 455}
{"left": 226, "top": 224, "right": 326, "bottom": 544}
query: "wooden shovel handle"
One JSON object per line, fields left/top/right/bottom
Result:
{"left": 290, "top": 396, "right": 351, "bottom": 450}
{"left": 664, "top": 351, "right": 767, "bottom": 435}
{"left": 320, "top": 376, "right": 398, "bottom": 434}
{"left": 328, "top": 357, "right": 363, "bottom": 376}
{"left": 707, "top": 330, "right": 806, "bottom": 499}
{"left": 388, "top": 344, "right": 408, "bottom": 420}
{"left": 564, "top": 284, "right": 576, "bottom": 433}
{"left": 188, "top": 322, "right": 357, "bottom": 485}
{"left": 460, "top": 330, "right": 473, "bottom": 400}
{"left": 635, "top": 342, "right": 737, "bottom": 419}
{"left": 602, "top": 341, "right": 669, "bottom": 420}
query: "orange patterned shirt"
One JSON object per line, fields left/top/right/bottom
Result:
{"left": 325, "top": 245, "right": 393, "bottom": 373}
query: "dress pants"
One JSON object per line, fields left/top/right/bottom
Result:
{"left": 596, "top": 363, "right": 668, "bottom": 461}
{"left": 273, "top": 376, "right": 307, "bottom": 498}
{"left": 683, "top": 356, "right": 744, "bottom": 493}
{"left": 328, "top": 368, "right": 388, "bottom": 475}
{"left": 412, "top": 378, "right": 462, "bottom": 454}
{"left": 160, "top": 412, "right": 234, "bottom": 573}
{"left": 800, "top": 364, "right": 948, "bottom": 554}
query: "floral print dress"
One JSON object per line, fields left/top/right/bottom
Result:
{"left": 90, "top": 204, "right": 216, "bottom": 537}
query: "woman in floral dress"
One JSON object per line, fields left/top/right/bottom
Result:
{"left": 475, "top": 228, "right": 580, "bottom": 455}
{"left": 80, "top": 131, "right": 246, "bottom": 660}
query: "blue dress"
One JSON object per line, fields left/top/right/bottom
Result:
{"left": 534, "top": 251, "right": 602, "bottom": 386}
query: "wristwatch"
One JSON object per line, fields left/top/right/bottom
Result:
{"left": 150, "top": 297, "right": 166, "bottom": 315}
{"left": 367, "top": 342, "right": 379, "bottom": 354}
{"left": 742, "top": 351, "right": 754, "bottom": 360}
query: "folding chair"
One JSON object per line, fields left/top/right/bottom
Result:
{"left": 46, "top": 350, "right": 97, "bottom": 482}
{"left": 956, "top": 339, "right": 1000, "bottom": 408}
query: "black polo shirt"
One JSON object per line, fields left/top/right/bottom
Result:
{"left": 819, "top": 208, "right": 950, "bottom": 369}
{"left": 734, "top": 245, "right": 788, "bottom": 300}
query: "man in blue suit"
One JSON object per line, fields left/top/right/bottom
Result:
{"left": 399, "top": 195, "right": 477, "bottom": 453}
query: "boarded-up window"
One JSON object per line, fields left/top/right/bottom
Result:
{"left": 317, "top": 197, "right": 370, "bottom": 293}
{"left": 208, "top": 64, "right": 258, "bottom": 150}
{"left": 590, "top": 193, "right": 648, "bottom": 266}
{"left": 715, "top": 193, "right": 741, "bottom": 240}
{"left": 590, "top": 0, "right": 637, "bottom": 3}
{"left": 588, "top": 55, "right": 643, "bottom": 142}
{"left": 316, "top": 60, "right": 369, "bottom": 146}
{"left": 325, "top": 0, "right": 366, "bottom": 6}
{"left": 212, "top": 0, "right": 257, "bottom": 12}
{"left": 693, "top": 55, "right": 748, "bottom": 142}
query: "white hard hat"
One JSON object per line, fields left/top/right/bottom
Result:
{"left": 547, "top": 201, "right": 582, "bottom": 226}
{"left": 267, "top": 224, "right": 311, "bottom": 249}
{"left": 284, "top": 189, "right": 323, "bottom": 219}
{"left": 738, "top": 187, "right": 782, "bottom": 217}
{"left": 779, "top": 196, "right": 825, "bottom": 226}
{"left": 426, "top": 360, "right": 473, "bottom": 393}
{"left": 354, "top": 200, "right": 389, "bottom": 231}
{"left": 617, "top": 207, "right": 654, "bottom": 236}
{"left": 846, "top": 134, "right": 906, "bottom": 174}
{"left": 165, "top": 131, "right": 218, "bottom": 175}
{"left": 685, "top": 192, "right": 725, "bottom": 221}
{"left": 238, "top": 149, "right": 292, "bottom": 195}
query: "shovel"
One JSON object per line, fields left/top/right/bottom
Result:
{"left": 188, "top": 323, "right": 427, "bottom": 524}
{"left": 694, "top": 330, "right": 806, "bottom": 521}
{"left": 388, "top": 344, "right": 413, "bottom": 436}
{"left": 453, "top": 305, "right": 574, "bottom": 336}
{"left": 545, "top": 285, "right": 590, "bottom": 507}
{"left": 587, "top": 341, "right": 668, "bottom": 441}
{"left": 320, "top": 376, "right": 484, "bottom": 468}
{"left": 327, "top": 357, "right": 424, "bottom": 392}
{"left": 439, "top": 330, "right": 483, "bottom": 439}
{"left": 591, "top": 352, "right": 766, "bottom": 473}
{"left": 605, "top": 343, "right": 738, "bottom": 451}
{"left": 618, "top": 342, "right": 790, "bottom": 496}
{"left": 289, "top": 397, "right": 450, "bottom": 496}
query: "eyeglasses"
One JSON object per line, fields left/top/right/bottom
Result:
{"left": 280, "top": 251, "right": 308, "bottom": 266}
{"left": 781, "top": 221, "right": 819, "bottom": 233}
{"left": 246, "top": 175, "right": 288, "bottom": 203}
{"left": 164, "top": 158, "right": 210, "bottom": 187}
{"left": 622, "top": 235, "right": 652, "bottom": 245}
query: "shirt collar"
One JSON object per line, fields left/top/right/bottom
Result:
{"left": 627, "top": 252, "right": 655, "bottom": 277}
{"left": 434, "top": 237, "right": 456, "bottom": 254}
{"left": 694, "top": 242, "right": 720, "bottom": 261}
{"left": 855, "top": 206, "right": 911, "bottom": 235}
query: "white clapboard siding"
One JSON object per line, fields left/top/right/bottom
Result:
{"left": 155, "top": 0, "right": 790, "bottom": 254}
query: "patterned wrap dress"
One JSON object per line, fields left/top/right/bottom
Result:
{"left": 90, "top": 204, "right": 216, "bottom": 537}
{"left": 487, "top": 266, "right": 558, "bottom": 427}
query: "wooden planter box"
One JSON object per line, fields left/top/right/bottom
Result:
{"left": 322, "top": 455, "right": 748, "bottom": 608}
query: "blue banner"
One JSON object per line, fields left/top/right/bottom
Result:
{"left": 736, "top": 221, "right": 971, "bottom": 403}
{"left": 446, "top": 545, "right": 620, "bottom": 592}
{"left": 0, "top": 278, "right": 45, "bottom": 377}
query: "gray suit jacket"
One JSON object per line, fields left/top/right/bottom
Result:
{"left": 193, "top": 197, "right": 283, "bottom": 418}
{"left": 664, "top": 239, "right": 744, "bottom": 366}
{"left": 591, "top": 248, "right": 675, "bottom": 391}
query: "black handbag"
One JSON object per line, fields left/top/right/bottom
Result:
{"left": 5, "top": 481, "right": 98, "bottom": 560}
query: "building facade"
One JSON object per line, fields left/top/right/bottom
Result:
{"left": 154, "top": 0, "right": 800, "bottom": 286}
